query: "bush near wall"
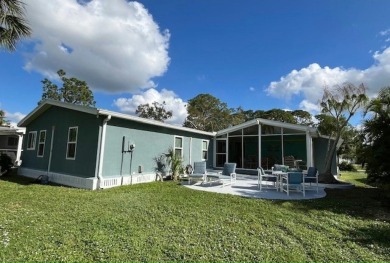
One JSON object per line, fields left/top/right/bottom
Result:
{"left": 339, "top": 161, "right": 357, "bottom": 172}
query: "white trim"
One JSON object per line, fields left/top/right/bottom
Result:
{"left": 97, "top": 115, "right": 111, "bottom": 186}
{"left": 98, "top": 109, "right": 215, "bottom": 137}
{"left": 258, "top": 123, "right": 262, "bottom": 168}
{"left": 174, "top": 136, "right": 184, "bottom": 158}
{"left": 18, "top": 100, "right": 98, "bottom": 127}
{"left": 18, "top": 167, "right": 98, "bottom": 190}
{"left": 217, "top": 118, "right": 317, "bottom": 136}
{"left": 27, "top": 131, "right": 37, "bottom": 150}
{"left": 15, "top": 134, "right": 23, "bottom": 166}
{"left": 37, "top": 130, "right": 46, "bottom": 157}
{"left": 47, "top": 126, "right": 55, "bottom": 174}
{"left": 202, "top": 140, "right": 208, "bottom": 160}
{"left": 101, "top": 174, "right": 156, "bottom": 189}
{"left": 94, "top": 125, "right": 103, "bottom": 178}
{"left": 66, "top": 126, "right": 78, "bottom": 160}
{"left": 189, "top": 137, "right": 192, "bottom": 165}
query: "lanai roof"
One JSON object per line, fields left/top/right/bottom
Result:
{"left": 216, "top": 118, "right": 319, "bottom": 137}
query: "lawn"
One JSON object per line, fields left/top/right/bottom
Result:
{"left": 0, "top": 172, "right": 389, "bottom": 262}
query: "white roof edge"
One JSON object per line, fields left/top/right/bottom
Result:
{"left": 217, "top": 118, "right": 318, "bottom": 135}
{"left": 0, "top": 126, "right": 26, "bottom": 134}
{"left": 97, "top": 109, "right": 215, "bottom": 136}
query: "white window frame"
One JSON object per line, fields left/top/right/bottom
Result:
{"left": 202, "top": 140, "right": 208, "bottom": 160}
{"left": 27, "top": 131, "right": 37, "bottom": 150}
{"left": 66, "top": 126, "right": 78, "bottom": 160}
{"left": 174, "top": 136, "right": 183, "bottom": 158}
{"left": 37, "top": 130, "right": 46, "bottom": 157}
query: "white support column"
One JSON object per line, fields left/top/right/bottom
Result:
{"left": 306, "top": 130, "right": 313, "bottom": 168}
{"left": 226, "top": 134, "right": 229, "bottom": 164}
{"left": 258, "top": 123, "right": 261, "bottom": 168}
{"left": 15, "top": 134, "right": 24, "bottom": 166}
{"left": 281, "top": 128, "right": 284, "bottom": 165}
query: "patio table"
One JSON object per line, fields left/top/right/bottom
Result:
{"left": 272, "top": 171, "right": 288, "bottom": 192}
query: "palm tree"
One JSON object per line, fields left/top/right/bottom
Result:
{"left": 0, "top": 0, "right": 31, "bottom": 51}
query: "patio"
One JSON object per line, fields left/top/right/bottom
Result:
{"left": 183, "top": 174, "right": 327, "bottom": 200}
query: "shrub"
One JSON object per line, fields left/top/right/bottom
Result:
{"left": 339, "top": 161, "right": 357, "bottom": 172}
{"left": 0, "top": 153, "right": 13, "bottom": 173}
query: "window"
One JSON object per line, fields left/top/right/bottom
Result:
{"left": 27, "top": 131, "right": 37, "bottom": 150}
{"left": 216, "top": 140, "right": 227, "bottom": 167}
{"left": 174, "top": 136, "right": 183, "bottom": 157}
{"left": 66, "top": 127, "right": 78, "bottom": 160}
{"left": 202, "top": 140, "right": 208, "bottom": 160}
{"left": 7, "top": 136, "right": 18, "bottom": 147}
{"left": 37, "top": 130, "right": 46, "bottom": 157}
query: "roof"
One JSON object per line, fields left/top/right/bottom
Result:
{"left": 18, "top": 100, "right": 215, "bottom": 137}
{"left": 216, "top": 118, "right": 319, "bottom": 137}
{"left": 0, "top": 126, "right": 26, "bottom": 135}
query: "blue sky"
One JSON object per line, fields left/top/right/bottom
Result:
{"left": 1, "top": 0, "right": 390, "bottom": 126}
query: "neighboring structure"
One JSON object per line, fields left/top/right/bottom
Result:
{"left": 0, "top": 126, "right": 25, "bottom": 166}
{"left": 17, "top": 100, "right": 339, "bottom": 190}
{"left": 17, "top": 100, "right": 214, "bottom": 189}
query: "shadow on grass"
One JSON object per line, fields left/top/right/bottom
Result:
{"left": 0, "top": 173, "right": 36, "bottom": 185}
{"left": 277, "top": 186, "right": 390, "bottom": 222}
{"left": 0, "top": 173, "right": 69, "bottom": 188}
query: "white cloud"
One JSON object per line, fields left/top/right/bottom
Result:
{"left": 4, "top": 111, "right": 26, "bottom": 127}
{"left": 249, "top": 86, "right": 255, "bottom": 91}
{"left": 24, "top": 0, "right": 170, "bottom": 93}
{"left": 113, "top": 88, "right": 188, "bottom": 125}
{"left": 299, "top": 100, "right": 320, "bottom": 113}
{"left": 266, "top": 47, "right": 390, "bottom": 112}
{"left": 380, "top": 28, "right": 390, "bottom": 36}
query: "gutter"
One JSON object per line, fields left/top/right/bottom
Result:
{"left": 96, "top": 114, "right": 111, "bottom": 188}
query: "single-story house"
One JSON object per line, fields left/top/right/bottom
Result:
{"left": 0, "top": 126, "right": 25, "bottom": 166}
{"left": 17, "top": 100, "right": 215, "bottom": 189}
{"left": 17, "top": 100, "right": 338, "bottom": 189}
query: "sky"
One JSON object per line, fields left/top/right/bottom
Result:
{"left": 1, "top": 0, "right": 390, "bottom": 127}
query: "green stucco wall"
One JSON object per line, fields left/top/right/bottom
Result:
{"left": 21, "top": 107, "right": 100, "bottom": 178}
{"left": 102, "top": 117, "right": 214, "bottom": 177}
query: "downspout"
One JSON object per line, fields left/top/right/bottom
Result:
{"left": 97, "top": 114, "right": 111, "bottom": 188}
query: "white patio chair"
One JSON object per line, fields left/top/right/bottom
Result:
{"left": 281, "top": 172, "right": 305, "bottom": 197}
{"left": 304, "top": 167, "right": 319, "bottom": 193}
{"left": 258, "top": 167, "right": 278, "bottom": 191}
{"left": 188, "top": 161, "right": 207, "bottom": 185}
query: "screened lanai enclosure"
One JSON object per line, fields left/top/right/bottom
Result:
{"left": 214, "top": 119, "right": 318, "bottom": 171}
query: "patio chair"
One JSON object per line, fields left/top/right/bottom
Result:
{"left": 188, "top": 161, "right": 207, "bottom": 185}
{"left": 304, "top": 167, "right": 319, "bottom": 193}
{"left": 258, "top": 167, "right": 278, "bottom": 191}
{"left": 215, "top": 162, "right": 237, "bottom": 187}
{"left": 281, "top": 172, "right": 305, "bottom": 196}
{"left": 284, "top": 155, "right": 295, "bottom": 168}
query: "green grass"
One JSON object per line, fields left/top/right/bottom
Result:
{"left": 0, "top": 173, "right": 389, "bottom": 262}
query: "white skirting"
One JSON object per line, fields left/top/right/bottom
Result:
{"left": 18, "top": 167, "right": 157, "bottom": 190}
{"left": 18, "top": 167, "right": 98, "bottom": 190}
{"left": 100, "top": 173, "right": 157, "bottom": 189}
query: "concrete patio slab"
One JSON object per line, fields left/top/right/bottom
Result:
{"left": 182, "top": 175, "right": 327, "bottom": 200}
